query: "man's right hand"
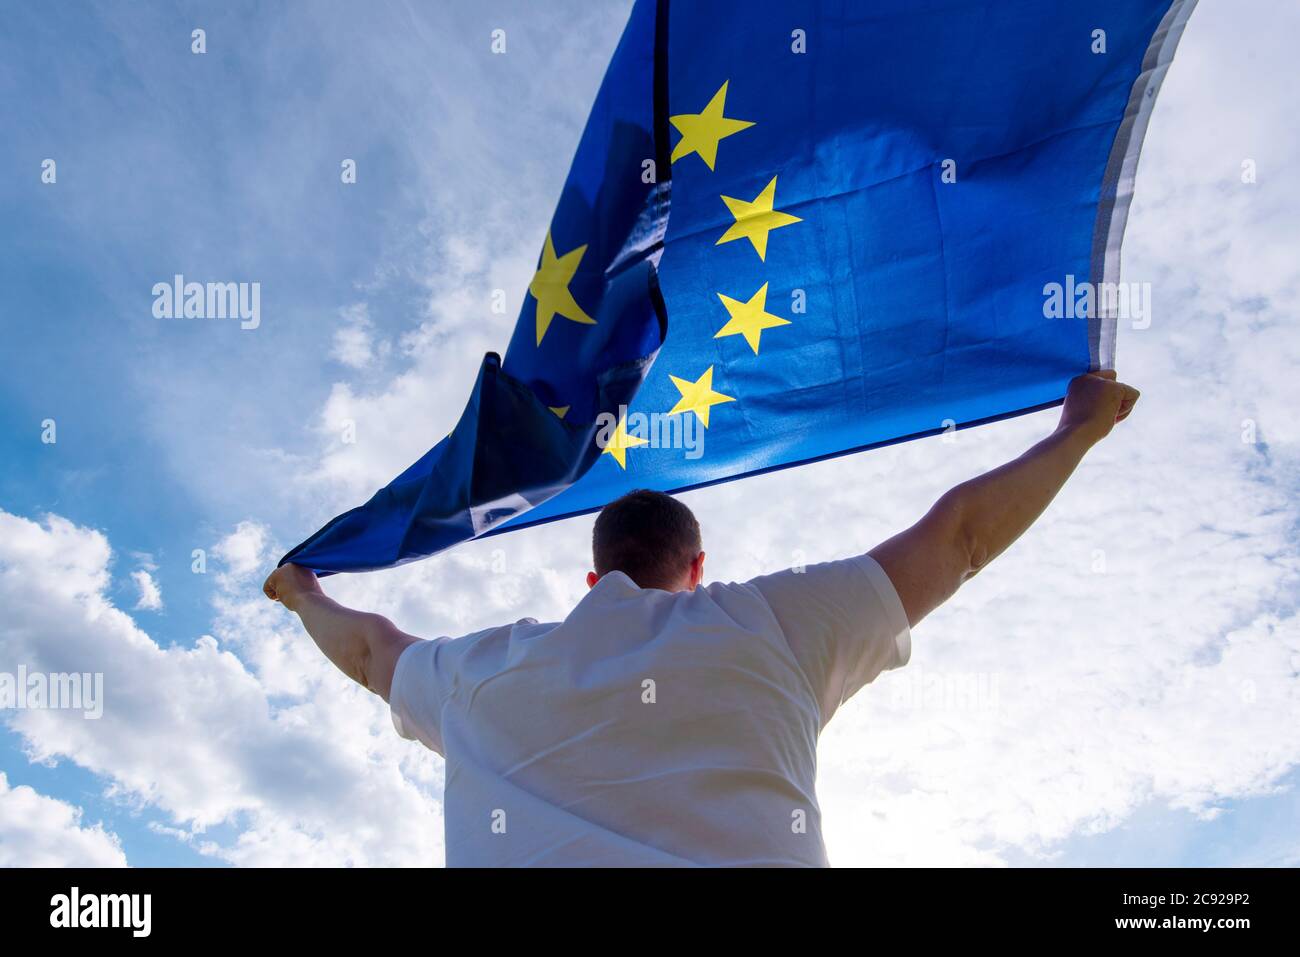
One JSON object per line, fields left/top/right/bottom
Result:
{"left": 1056, "top": 370, "right": 1141, "bottom": 445}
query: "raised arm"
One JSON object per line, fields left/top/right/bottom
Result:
{"left": 262, "top": 564, "right": 418, "bottom": 700}
{"left": 870, "top": 371, "right": 1140, "bottom": 627}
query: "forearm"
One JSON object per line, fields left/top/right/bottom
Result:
{"left": 944, "top": 423, "right": 1096, "bottom": 573}
{"left": 263, "top": 562, "right": 417, "bottom": 700}
{"left": 288, "top": 591, "right": 384, "bottom": 691}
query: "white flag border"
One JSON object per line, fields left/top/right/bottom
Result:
{"left": 1089, "top": 0, "right": 1199, "bottom": 371}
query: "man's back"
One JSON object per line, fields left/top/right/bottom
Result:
{"left": 266, "top": 372, "right": 1139, "bottom": 867}
{"left": 390, "top": 555, "right": 911, "bottom": 866}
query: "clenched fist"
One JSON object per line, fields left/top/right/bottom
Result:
{"left": 1057, "top": 370, "right": 1140, "bottom": 445}
{"left": 263, "top": 562, "right": 322, "bottom": 611}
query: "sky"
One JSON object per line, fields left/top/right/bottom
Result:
{"left": 0, "top": 0, "right": 1297, "bottom": 867}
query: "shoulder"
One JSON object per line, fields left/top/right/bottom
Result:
{"left": 700, "top": 577, "right": 786, "bottom": 633}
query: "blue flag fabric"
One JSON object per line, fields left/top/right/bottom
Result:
{"left": 283, "top": 0, "right": 1196, "bottom": 574}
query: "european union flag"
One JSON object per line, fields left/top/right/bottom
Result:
{"left": 283, "top": 0, "right": 1196, "bottom": 574}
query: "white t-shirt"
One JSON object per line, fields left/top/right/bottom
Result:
{"left": 389, "top": 553, "right": 911, "bottom": 867}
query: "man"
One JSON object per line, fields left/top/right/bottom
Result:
{"left": 264, "top": 370, "right": 1139, "bottom": 866}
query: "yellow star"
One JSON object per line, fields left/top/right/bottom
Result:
{"left": 716, "top": 175, "right": 801, "bottom": 261}
{"left": 667, "top": 366, "right": 735, "bottom": 428}
{"left": 548, "top": 405, "right": 570, "bottom": 419}
{"left": 600, "top": 415, "right": 648, "bottom": 469}
{"left": 528, "top": 231, "right": 595, "bottom": 346}
{"left": 669, "top": 81, "right": 755, "bottom": 171}
{"left": 715, "top": 282, "right": 791, "bottom": 354}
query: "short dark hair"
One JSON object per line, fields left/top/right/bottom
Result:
{"left": 592, "top": 489, "right": 701, "bottom": 589}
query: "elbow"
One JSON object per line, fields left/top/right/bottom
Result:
{"left": 947, "top": 496, "right": 991, "bottom": 580}
{"left": 347, "top": 613, "right": 393, "bottom": 692}
{"left": 352, "top": 639, "right": 376, "bottom": 693}
{"left": 356, "top": 613, "right": 409, "bottom": 698}
{"left": 964, "top": 532, "right": 991, "bottom": 580}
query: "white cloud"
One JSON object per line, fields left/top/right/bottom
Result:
{"left": 131, "top": 569, "right": 163, "bottom": 611}
{"left": 0, "top": 510, "right": 444, "bottom": 866}
{"left": 330, "top": 303, "right": 390, "bottom": 370}
{"left": 0, "top": 773, "right": 127, "bottom": 867}
{"left": 301, "top": 227, "right": 540, "bottom": 514}
{"left": 211, "top": 521, "right": 270, "bottom": 581}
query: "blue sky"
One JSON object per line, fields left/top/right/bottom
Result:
{"left": 1, "top": 0, "right": 1297, "bottom": 867}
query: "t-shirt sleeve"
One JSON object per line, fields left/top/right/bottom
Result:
{"left": 388, "top": 638, "right": 449, "bottom": 756}
{"left": 749, "top": 553, "right": 912, "bottom": 728}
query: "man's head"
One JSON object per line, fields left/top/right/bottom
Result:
{"left": 588, "top": 489, "right": 705, "bottom": 592}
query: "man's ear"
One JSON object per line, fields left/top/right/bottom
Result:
{"left": 689, "top": 551, "right": 706, "bottom": 589}
{"left": 586, "top": 570, "right": 599, "bottom": 589}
